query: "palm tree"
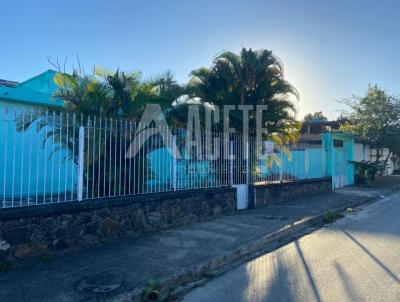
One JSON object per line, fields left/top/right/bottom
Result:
{"left": 187, "top": 48, "right": 300, "bottom": 139}
{"left": 186, "top": 48, "right": 301, "bottom": 181}
{"left": 17, "top": 67, "right": 185, "bottom": 197}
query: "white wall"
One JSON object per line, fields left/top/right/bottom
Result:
{"left": 354, "top": 143, "right": 397, "bottom": 175}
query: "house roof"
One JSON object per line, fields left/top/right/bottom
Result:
{"left": 0, "top": 79, "right": 19, "bottom": 87}
{"left": 0, "top": 70, "right": 64, "bottom": 107}
{"left": 302, "top": 119, "right": 340, "bottom": 127}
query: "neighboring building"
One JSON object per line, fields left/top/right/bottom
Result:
{"left": 299, "top": 119, "right": 341, "bottom": 145}
{"left": 300, "top": 119, "right": 398, "bottom": 175}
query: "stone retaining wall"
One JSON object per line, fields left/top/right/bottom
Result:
{"left": 250, "top": 177, "right": 332, "bottom": 208}
{"left": 0, "top": 187, "right": 236, "bottom": 262}
{"left": 0, "top": 179, "right": 332, "bottom": 263}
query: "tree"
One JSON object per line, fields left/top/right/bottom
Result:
{"left": 303, "top": 111, "right": 328, "bottom": 122}
{"left": 186, "top": 48, "right": 300, "bottom": 143}
{"left": 53, "top": 68, "right": 184, "bottom": 120}
{"left": 181, "top": 48, "right": 300, "bottom": 181}
{"left": 340, "top": 85, "right": 400, "bottom": 174}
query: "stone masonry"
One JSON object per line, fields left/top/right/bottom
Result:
{"left": 0, "top": 188, "right": 236, "bottom": 262}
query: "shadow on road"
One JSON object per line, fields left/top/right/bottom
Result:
{"left": 341, "top": 229, "right": 400, "bottom": 284}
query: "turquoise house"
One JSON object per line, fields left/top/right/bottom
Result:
{"left": 0, "top": 70, "right": 63, "bottom": 107}
{"left": 0, "top": 70, "right": 77, "bottom": 205}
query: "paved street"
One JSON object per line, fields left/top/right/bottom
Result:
{"left": 1, "top": 187, "right": 388, "bottom": 302}
{"left": 183, "top": 191, "right": 400, "bottom": 302}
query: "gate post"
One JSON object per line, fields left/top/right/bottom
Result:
{"left": 77, "top": 126, "right": 84, "bottom": 201}
{"left": 172, "top": 135, "right": 177, "bottom": 191}
{"left": 304, "top": 147, "right": 309, "bottom": 179}
{"left": 229, "top": 141, "right": 234, "bottom": 186}
{"left": 279, "top": 145, "right": 283, "bottom": 181}
{"left": 246, "top": 140, "right": 250, "bottom": 186}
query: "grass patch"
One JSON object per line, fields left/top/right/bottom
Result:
{"left": 0, "top": 260, "right": 13, "bottom": 272}
{"left": 141, "top": 279, "right": 160, "bottom": 301}
{"left": 323, "top": 210, "right": 343, "bottom": 224}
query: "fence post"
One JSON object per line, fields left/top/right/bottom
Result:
{"left": 304, "top": 147, "right": 309, "bottom": 179}
{"left": 172, "top": 135, "right": 177, "bottom": 191}
{"left": 229, "top": 141, "right": 234, "bottom": 186}
{"left": 245, "top": 140, "right": 250, "bottom": 185}
{"left": 279, "top": 145, "right": 283, "bottom": 182}
{"left": 77, "top": 126, "right": 84, "bottom": 201}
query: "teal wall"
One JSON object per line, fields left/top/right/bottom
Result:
{"left": 0, "top": 70, "right": 77, "bottom": 203}
{"left": 322, "top": 132, "right": 355, "bottom": 188}
{"left": 145, "top": 146, "right": 328, "bottom": 188}
{"left": 257, "top": 148, "right": 326, "bottom": 180}
{"left": 146, "top": 147, "right": 216, "bottom": 190}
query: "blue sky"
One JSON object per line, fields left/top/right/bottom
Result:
{"left": 1, "top": 0, "right": 399, "bottom": 119}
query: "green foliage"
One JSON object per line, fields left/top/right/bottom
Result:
{"left": 323, "top": 211, "right": 343, "bottom": 224}
{"left": 340, "top": 85, "right": 400, "bottom": 154}
{"left": 140, "top": 279, "right": 160, "bottom": 301}
{"left": 0, "top": 260, "right": 13, "bottom": 272}
{"left": 54, "top": 68, "right": 184, "bottom": 121}
{"left": 350, "top": 160, "right": 387, "bottom": 183}
{"left": 303, "top": 111, "right": 328, "bottom": 122}
{"left": 186, "top": 48, "right": 300, "bottom": 143}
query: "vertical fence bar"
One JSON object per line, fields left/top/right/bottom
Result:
{"left": 19, "top": 111, "right": 25, "bottom": 206}
{"left": 279, "top": 145, "right": 283, "bottom": 182}
{"left": 11, "top": 110, "right": 17, "bottom": 206}
{"left": 2, "top": 108, "right": 8, "bottom": 208}
{"left": 86, "top": 117, "right": 90, "bottom": 199}
{"left": 229, "top": 140, "right": 233, "bottom": 186}
{"left": 172, "top": 135, "right": 177, "bottom": 191}
{"left": 92, "top": 116, "right": 96, "bottom": 198}
{"left": 64, "top": 113, "right": 69, "bottom": 202}
{"left": 77, "top": 126, "right": 85, "bottom": 201}
{"left": 103, "top": 119, "right": 107, "bottom": 198}
{"left": 123, "top": 120, "right": 127, "bottom": 195}
{"left": 57, "top": 113, "right": 63, "bottom": 203}
{"left": 71, "top": 114, "right": 76, "bottom": 201}
{"left": 114, "top": 119, "right": 117, "bottom": 196}
{"left": 246, "top": 140, "right": 250, "bottom": 186}
{"left": 137, "top": 123, "right": 142, "bottom": 194}
{"left": 108, "top": 119, "right": 112, "bottom": 197}
{"left": 119, "top": 119, "right": 122, "bottom": 196}
{"left": 27, "top": 111, "right": 33, "bottom": 205}
{"left": 133, "top": 122, "right": 136, "bottom": 194}
{"left": 128, "top": 121, "right": 132, "bottom": 195}
{"left": 50, "top": 111, "right": 55, "bottom": 203}
{"left": 98, "top": 117, "right": 102, "bottom": 198}
{"left": 304, "top": 147, "right": 309, "bottom": 179}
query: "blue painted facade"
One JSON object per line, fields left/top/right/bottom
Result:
{"left": 0, "top": 71, "right": 77, "bottom": 201}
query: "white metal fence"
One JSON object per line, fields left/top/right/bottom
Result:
{"left": 0, "top": 109, "right": 328, "bottom": 208}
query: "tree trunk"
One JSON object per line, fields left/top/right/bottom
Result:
{"left": 382, "top": 150, "right": 392, "bottom": 176}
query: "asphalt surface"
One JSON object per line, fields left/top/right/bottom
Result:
{"left": 183, "top": 191, "right": 400, "bottom": 302}
{"left": 0, "top": 187, "right": 387, "bottom": 302}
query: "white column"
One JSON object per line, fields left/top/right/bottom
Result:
{"left": 77, "top": 126, "right": 85, "bottom": 201}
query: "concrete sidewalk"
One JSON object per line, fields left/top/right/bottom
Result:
{"left": 0, "top": 184, "right": 397, "bottom": 302}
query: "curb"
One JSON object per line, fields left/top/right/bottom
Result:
{"left": 115, "top": 186, "right": 400, "bottom": 302}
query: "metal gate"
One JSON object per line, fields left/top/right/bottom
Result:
{"left": 333, "top": 147, "right": 348, "bottom": 189}
{"left": 230, "top": 135, "right": 249, "bottom": 209}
